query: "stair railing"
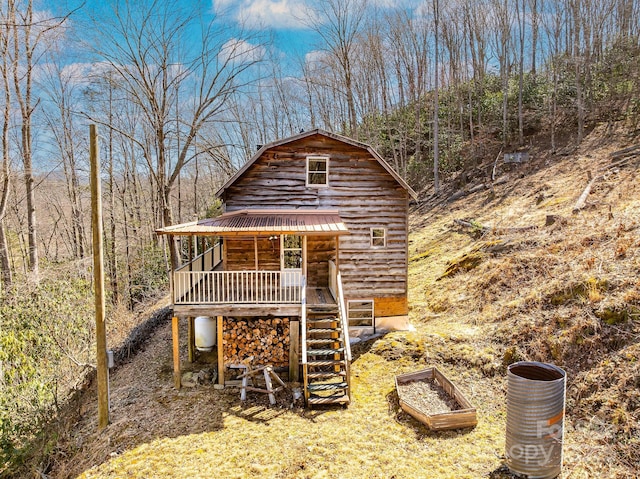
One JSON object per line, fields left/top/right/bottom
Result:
{"left": 301, "top": 276, "right": 308, "bottom": 363}
{"left": 336, "top": 271, "right": 351, "bottom": 362}
{"left": 301, "top": 276, "right": 308, "bottom": 402}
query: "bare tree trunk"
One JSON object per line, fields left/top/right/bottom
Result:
{"left": 0, "top": 9, "right": 12, "bottom": 290}
{"left": 433, "top": 0, "right": 440, "bottom": 193}
{"left": 517, "top": 0, "right": 526, "bottom": 145}
{"left": 572, "top": 0, "right": 585, "bottom": 143}
{"left": 108, "top": 79, "right": 118, "bottom": 303}
{"left": 11, "top": 0, "right": 38, "bottom": 278}
{"left": 529, "top": 0, "right": 539, "bottom": 75}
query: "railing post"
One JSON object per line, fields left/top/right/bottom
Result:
{"left": 301, "top": 276, "right": 307, "bottom": 364}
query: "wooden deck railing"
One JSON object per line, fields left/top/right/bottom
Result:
{"left": 173, "top": 270, "right": 302, "bottom": 305}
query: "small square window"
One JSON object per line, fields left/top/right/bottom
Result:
{"left": 306, "top": 156, "right": 328, "bottom": 187}
{"left": 371, "top": 228, "right": 386, "bottom": 248}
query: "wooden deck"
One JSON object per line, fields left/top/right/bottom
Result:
{"left": 173, "top": 283, "right": 335, "bottom": 318}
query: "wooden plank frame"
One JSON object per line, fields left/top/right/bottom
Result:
{"left": 395, "top": 367, "right": 477, "bottom": 431}
{"left": 172, "top": 316, "right": 181, "bottom": 389}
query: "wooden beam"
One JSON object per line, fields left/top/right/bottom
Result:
{"left": 172, "top": 316, "right": 181, "bottom": 389}
{"left": 254, "top": 235, "right": 259, "bottom": 270}
{"left": 187, "top": 316, "right": 195, "bottom": 363}
{"left": 173, "top": 304, "right": 303, "bottom": 317}
{"left": 289, "top": 319, "right": 300, "bottom": 382}
{"left": 217, "top": 316, "right": 224, "bottom": 386}
{"left": 90, "top": 124, "right": 109, "bottom": 429}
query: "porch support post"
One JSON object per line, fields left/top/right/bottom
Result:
{"left": 254, "top": 235, "right": 258, "bottom": 270}
{"left": 172, "top": 316, "right": 181, "bottom": 389}
{"left": 289, "top": 319, "right": 300, "bottom": 382}
{"left": 201, "top": 237, "right": 205, "bottom": 270}
{"left": 187, "top": 316, "right": 195, "bottom": 363}
{"left": 217, "top": 315, "right": 224, "bottom": 386}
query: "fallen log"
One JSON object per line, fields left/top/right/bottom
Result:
{"left": 572, "top": 172, "right": 597, "bottom": 213}
{"left": 610, "top": 144, "right": 640, "bottom": 160}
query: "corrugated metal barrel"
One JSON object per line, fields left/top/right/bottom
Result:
{"left": 505, "top": 361, "right": 566, "bottom": 479}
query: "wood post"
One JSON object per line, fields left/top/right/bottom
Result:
{"left": 289, "top": 319, "right": 300, "bottom": 382}
{"left": 254, "top": 235, "right": 258, "bottom": 270}
{"left": 217, "top": 316, "right": 224, "bottom": 386}
{"left": 90, "top": 124, "right": 109, "bottom": 430}
{"left": 172, "top": 316, "right": 181, "bottom": 389}
{"left": 263, "top": 368, "right": 276, "bottom": 405}
{"left": 187, "top": 316, "right": 195, "bottom": 363}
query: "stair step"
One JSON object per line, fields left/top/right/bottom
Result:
{"left": 307, "top": 371, "right": 347, "bottom": 379}
{"left": 308, "top": 394, "right": 350, "bottom": 405}
{"left": 308, "top": 317, "right": 337, "bottom": 323}
{"left": 307, "top": 359, "right": 345, "bottom": 367}
{"left": 307, "top": 382, "right": 348, "bottom": 392}
{"left": 306, "top": 338, "right": 339, "bottom": 345}
{"left": 307, "top": 348, "right": 344, "bottom": 356}
{"left": 307, "top": 328, "right": 339, "bottom": 334}
{"left": 307, "top": 306, "right": 338, "bottom": 314}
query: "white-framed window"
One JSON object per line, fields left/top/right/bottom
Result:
{"left": 370, "top": 227, "right": 386, "bottom": 248}
{"left": 306, "top": 156, "right": 329, "bottom": 187}
{"left": 348, "top": 300, "right": 374, "bottom": 327}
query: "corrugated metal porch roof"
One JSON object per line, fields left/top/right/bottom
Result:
{"left": 156, "top": 209, "right": 349, "bottom": 236}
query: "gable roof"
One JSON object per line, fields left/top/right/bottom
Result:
{"left": 215, "top": 129, "right": 418, "bottom": 200}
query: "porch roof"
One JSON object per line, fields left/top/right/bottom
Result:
{"left": 156, "top": 209, "right": 349, "bottom": 236}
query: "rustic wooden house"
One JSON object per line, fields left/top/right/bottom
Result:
{"left": 157, "top": 129, "right": 417, "bottom": 406}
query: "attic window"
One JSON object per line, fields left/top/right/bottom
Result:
{"left": 371, "top": 228, "right": 386, "bottom": 248}
{"left": 306, "top": 156, "right": 328, "bottom": 187}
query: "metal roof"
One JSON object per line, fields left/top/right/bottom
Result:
{"left": 156, "top": 209, "right": 349, "bottom": 236}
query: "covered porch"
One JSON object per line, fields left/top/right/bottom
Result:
{"left": 156, "top": 209, "right": 350, "bottom": 389}
{"left": 157, "top": 208, "right": 349, "bottom": 316}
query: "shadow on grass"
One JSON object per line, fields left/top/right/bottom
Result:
{"left": 487, "top": 464, "right": 519, "bottom": 478}
{"left": 350, "top": 332, "right": 386, "bottom": 362}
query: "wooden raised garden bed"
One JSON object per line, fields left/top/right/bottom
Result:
{"left": 395, "top": 367, "right": 477, "bottom": 431}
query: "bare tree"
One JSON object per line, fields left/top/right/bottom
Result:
{"left": 306, "top": 0, "right": 368, "bottom": 137}
{"left": 87, "top": 0, "right": 265, "bottom": 268}
{"left": 0, "top": 2, "right": 11, "bottom": 290}
{"left": 7, "top": 0, "right": 69, "bottom": 279}
{"left": 41, "top": 61, "right": 87, "bottom": 260}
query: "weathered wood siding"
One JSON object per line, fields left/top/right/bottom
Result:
{"left": 225, "top": 236, "right": 280, "bottom": 271}
{"left": 221, "top": 134, "right": 409, "bottom": 315}
{"left": 307, "top": 236, "right": 336, "bottom": 289}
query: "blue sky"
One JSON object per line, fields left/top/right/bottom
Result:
{"left": 45, "top": 0, "right": 425, "bottom": 73}
{"left": 212, "top": 0, "right": 425, "bottom": 62}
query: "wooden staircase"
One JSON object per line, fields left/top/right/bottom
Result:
{"left": 302, "top": 287, "right": 351, "bottom": 406}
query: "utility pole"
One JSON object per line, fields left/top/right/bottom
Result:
{"left": 90, "top": 124, "right": 109, "bottom": 429}
{"left": 433, "top": 0, "right": 440, "bottom": 194}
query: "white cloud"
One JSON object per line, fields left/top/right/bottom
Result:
{"left": 219, "top": 38, "right": 267, "bottom": 64}
{"left": 213, "top": 0, "right": 314, "bottom": 30}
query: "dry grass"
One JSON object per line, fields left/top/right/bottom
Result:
{"left": 48, "top": 123, "right": 639, "bottom": 479}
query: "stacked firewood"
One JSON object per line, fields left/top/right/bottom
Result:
{"left": 222, "top": 317, "right": 290, "bottom": 367}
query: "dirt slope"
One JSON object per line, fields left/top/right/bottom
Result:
{"left": 48, "top": 123, "right": 638, "bottom": 479}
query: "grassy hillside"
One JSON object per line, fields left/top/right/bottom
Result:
{"left": 42, "top": 123, "right": 639, "bottom": 479}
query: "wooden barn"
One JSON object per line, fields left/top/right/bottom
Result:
{"left": 157, "top": 129, "right": 417, "bottom": 406}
